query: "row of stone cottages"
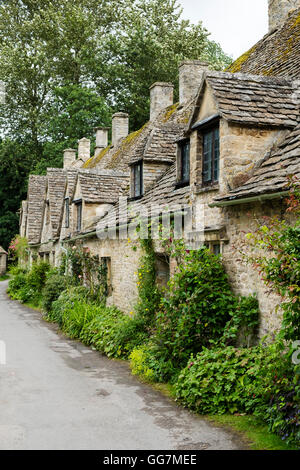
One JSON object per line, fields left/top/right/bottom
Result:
{"left": 19, "top": 3, "right": 300, "bottom": 338}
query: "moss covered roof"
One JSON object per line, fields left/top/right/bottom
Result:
{"left": 227, "top": 8, "right": 300, "bottom": 78}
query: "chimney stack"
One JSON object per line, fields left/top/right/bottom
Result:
{"left": 63, "top": 148, "right": 76, "bottom": 169}
{"left": 268, "top": 0, "right": 300, "bottom": 31}
{"left": 94, "top": 127, "right": 109, "bottom": 157}
{"left": 179, "top": 60, "right": 209, "bottom": 105}
{"left": 149, "top": 82, "right": 174, "bottom": 121}
{"left": 78, "top": 137, "right": 90, "bottom": 161}
{"left": 112, "top": 113, "right": 129, "bottom": 146}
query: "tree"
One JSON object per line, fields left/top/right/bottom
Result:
{"left": 0, "top": 140, "right": 32, "bottom": 250}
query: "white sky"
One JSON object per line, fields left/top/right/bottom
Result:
{"left": 178, "top": 0, "right": 269, "bottom": 59}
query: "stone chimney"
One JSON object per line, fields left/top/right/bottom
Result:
{"left": 149, "top": 82, "right": 174, "bottom": 121}
{"left": 179, "top": 60, "right": 209, "bottom": 105}
{"left": 78, "top": 137, "right": 90, "bottom": 161}
{"left": 63, "top": 148, "right": 76, "bottom": 169}
{"left": 94, "top": 127, "right": 109, "bottom": 157}
{"left": 268, "top": 0, "right": 300, "bottom": 31}
{"left": 112, "top": 113, "right": 129, "bottom": 146}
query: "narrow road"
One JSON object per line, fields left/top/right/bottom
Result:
{"left": 0, "top": 280, "right": 245, "bottom": 450}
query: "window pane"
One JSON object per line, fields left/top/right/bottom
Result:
{"left": 213, "top": 243, "right": 221, "bottom": 256}
{"left": 77, "top": 203, "right": 82, "bottom": 231}
{"left": 134, "top": 163, "right": 143, "bottom": 197}
{"left": 181, "top": 141, "right": 190, "bottom": 182}
{"left": 203, "top": 131, "right": 212, "bottom": 182}
{"left": 213, "top": 129, "right": 220, "bottom": 182}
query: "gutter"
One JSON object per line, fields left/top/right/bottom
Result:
{"left": 209, "top": 190, "right": 290, "bottom": 208}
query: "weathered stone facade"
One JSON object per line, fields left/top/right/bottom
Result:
{"left": 0, "top": 246, "right": 7, "bottom": 275}
{"left": 20, "top": 2, "right": 300, "bottom": 337}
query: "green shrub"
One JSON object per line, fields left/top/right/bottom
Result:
{"left": 79, "top": 305, "right": 131, "bottom": 357}
{"left": 26, "top": 262, "right": 51, "bottom": 292}
{"left": 174, "top": 342, "right": 300, "bottom": 447}
{"left": 151, "top": 248, "right": 237, "bottom": 374}
{"left": 42, "top": 273, "right": 66, "bottom": 313}
{"left": 130, "top": 341, "right": 179, "bottom": 383}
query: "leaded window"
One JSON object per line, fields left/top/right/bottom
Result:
{"left": 179, "top": 140, "right": 190, "bottom": 184}
{"left": 203, "top": 127, "right": 219, "bottom": 185}
{"left": 133, "top": 161, "right": 143, "bottom": 198}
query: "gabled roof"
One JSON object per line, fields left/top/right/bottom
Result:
{"left": 83, "top": 100, "right": 193, "bottom": 171}
{"left": 214, "top": 124, "right": 300, "bottom": 203}
{"left": 27, "top": 175, "right": 47, "bottom": 244}
{"left": 91, "top": 164, "right": 191, "bottom": 234}
{"left": 65, "top": 169, "right": 78, "bottom": 201}
{"left": 0, "top": 246, "right": 7, "bottom": 254}
{"left": 77, "top": 170, "right": 129, "bottom": 204}
{"left": 46, "top": 169, "right": 67, "bottom": 238}
{"left": 190, "top": 71, "right": 299, "bottom": 129}
{"left": 227, "top": 8, "right": 300, "bottom": 78}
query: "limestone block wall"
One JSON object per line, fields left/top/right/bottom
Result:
{"left": 220, "top": 122, "right": 286, "bottom": 194}
{"left": 190, "top": 119, "right": 286, "bottom": 194}
{"left": 0, "top": 254, "right": 7, "bottom": 275}
{"left": 222, "top": 200, "right": 285, "bottom": 338}
{"left": 84, "top": 237, "right": 142, "bottom": 314}
{"left": 142, "top": 162, "right": 170, "bottom": 195}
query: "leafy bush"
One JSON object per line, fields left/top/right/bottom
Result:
{"left": 151, "top": 248, "right": 238, "bottom": 373}
{"left": 130, "top": 341, "right": 180, "bottom": 383}
{"left": 174, "top": 342, "right": 300, "bottom": 447}
{"left": 7, "top": 261, "right": 50, "bottom": 306}
{"left": 48, "top": 286, "right": 94, "bottom": 326}
{"left": 42, "top": 272, "right": 66, "bottom": 313}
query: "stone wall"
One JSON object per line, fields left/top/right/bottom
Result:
{"left": 222, "top": 200, "right": 286, "bottom": 338}
{"left": 0, "top": 254, "right": 7, "bottom": 275}
{"left": 84, "top": 237, "right": 142, "bottom": 314}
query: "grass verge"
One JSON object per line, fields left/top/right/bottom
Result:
{"left": 206, "top": 414, "right": 297, "bottom": 450}
{"left": 0, "top": 274, "right": 9, "bottom": 281}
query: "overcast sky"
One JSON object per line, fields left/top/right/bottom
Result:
{"left": 178, "top": 0, "right": 269, "bottom": 59}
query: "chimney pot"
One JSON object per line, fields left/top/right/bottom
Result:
{"left": 179, "top": 60, "right": 209, "bottom": 105}
{"left": 149, "top": 82, "right": 174, "bottom": 121}
{"left": 63, "top": 148, "right": 76, "bottom": 169}
{"left": 112, "top": 113, "right": 129, "bottom": 146}
{"left": 268, "top": 0, "right": 300, "bottom": 31}
{"left": 78, "top": 138, "right": 90, "bottom": 161}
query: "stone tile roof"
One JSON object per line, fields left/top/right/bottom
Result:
{"left": 27, "top": 175, "right": 47, "bottom": 244}
{"left": 227, "top": 8, "right": 300, "bottom": 78}
{"left": 77, "top": 170, "right": 129, "bottom": 204}
{"left": 191, "top": 71, "right": 299, "bottom": 129}
{"left": 66, "top": 169, "right": 78, "bottom": 201}
{"left": 83, "top": 101, "right": 193, "bottom": 172}
{"left": 214, "top": 124, "right": 300, "bottom": 202}
{"left": 47, "top": 169, "right": 67, "bottom": 238}
{"left": 0, "top": 246, "right": 7, "bottom": 254}
{"left": 91, "top": 164, "right": 191, "bottom": 233}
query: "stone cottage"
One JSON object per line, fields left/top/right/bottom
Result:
{"left": 19, "top": 0, "right": 300, "bottom": 337}
{"left": 0, "top": 246, "right": 7, "bottom": 276}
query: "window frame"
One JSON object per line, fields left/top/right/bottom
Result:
{"left": 65, "top": 197, "right": 70, "bottom": 229}
{"left": 132, "top": 161, "right": 143, "bottom": 199}
{"left": 200, "top": 121, "right": 220, "bottom": 187}
{"left": 178, "top": 139, "right": 190, "bottom": 186}
{"left": 74, "top": 200, "right": 82, "bottom": 232}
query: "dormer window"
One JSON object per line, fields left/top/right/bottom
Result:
{"left": 177, "top": 139, "right": 190, "bottom": 186}
{"left": 202, "top": 126, "right": 219, "bottom": 185}
{"left": 132, "top": 161, "right": 143, "bottom": 198}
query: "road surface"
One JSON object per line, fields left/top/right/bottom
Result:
{"left": 0, "top": 280, "right": 245, "bottom": 450}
